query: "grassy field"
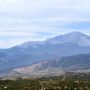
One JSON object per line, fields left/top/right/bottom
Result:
{"left": 0, "top": 73, "right": 90, "bottom": 90}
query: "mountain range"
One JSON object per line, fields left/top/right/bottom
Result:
{"left": 0, "top": 31, "right": 90, "bottom": 77}
{"left": 12, "top": 54, "right": 90, "bottom": 75}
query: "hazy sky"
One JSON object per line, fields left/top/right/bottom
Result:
{"left": 0, "top": 0, "right": 90, "bottom": 48}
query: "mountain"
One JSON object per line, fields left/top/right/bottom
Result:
{"left": 11, "top": 54, "right": 90, "bottom": 74}
{"left": 45, "top": 31, "right": 90, "bottom": 46}
{"left": 2, "top": 53, "right": 90, "bottom": 77}
{"left": 0, "top": 31, "right": 90, "bottom": 71}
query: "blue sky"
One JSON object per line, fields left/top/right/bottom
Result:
{"left": 0, "top": 0, "right": 90, "bottom": 48}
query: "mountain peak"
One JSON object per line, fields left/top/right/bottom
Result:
{"left": 66, "top": 31, "right": 87, "bottom": 37}
{"left": 46, "top": 31, "right": 90, "bottom": 46}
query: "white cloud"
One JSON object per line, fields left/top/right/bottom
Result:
{"left": 0, "top": 31, "right": 33, "bottom": 36}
